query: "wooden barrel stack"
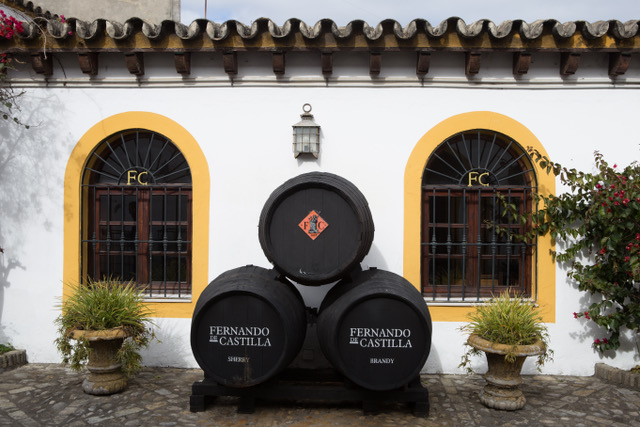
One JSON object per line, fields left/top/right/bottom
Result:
{"left": 190, "top": 172, "right": 432, "bottom": 415}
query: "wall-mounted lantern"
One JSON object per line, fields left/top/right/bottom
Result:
{"left": 292, "top": 103, "right": 320, "bottom": 158}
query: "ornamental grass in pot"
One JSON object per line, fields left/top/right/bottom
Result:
{"left": 55, "top": 279, "right": 155, "bottom": 395}
{"left": 459, "top": 291, "right": 553, "bottom": 411}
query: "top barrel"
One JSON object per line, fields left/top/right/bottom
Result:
{"left": 258, "top": 172, "right": 374, "bottom": 286}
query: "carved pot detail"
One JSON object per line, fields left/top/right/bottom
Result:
{"left": 467, "top": 333, "right": 545, "bottom": 411}
{"left": 70, "top": 328, "right": 128, "bottom": 395}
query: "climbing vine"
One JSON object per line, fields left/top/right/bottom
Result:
{"left": 0, "top": 9, "right": 27, "bottom": 129}
{"left": 501, "top": 149, "right": 640, "bottom": 354}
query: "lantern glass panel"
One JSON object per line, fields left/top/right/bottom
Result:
{"left": 292, "top": 106, "right": 320, "bottom": 157}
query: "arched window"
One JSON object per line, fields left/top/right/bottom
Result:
{"left": 421, "top": 130, "right": 536, "bottom": 301}
{"left": 81, "top": 129, "right": 192, "bottom": 298}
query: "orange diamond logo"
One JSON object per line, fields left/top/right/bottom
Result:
{"left": 298, "top": 210, "right": 329, "bottom": 240}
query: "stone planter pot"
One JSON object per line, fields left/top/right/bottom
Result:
{"left": 70, "top": 328, "right": 128, "bottom": 395}
{"left": 468, "top": 333, "right": 545, "bottom": 411}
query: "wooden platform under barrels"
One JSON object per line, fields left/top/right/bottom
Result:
{"left": 190, "top": 368, "right": 430, "bottom": 416}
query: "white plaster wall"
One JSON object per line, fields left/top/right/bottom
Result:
{"left": 1, "top": 52, "right": 639, "bottom": 375}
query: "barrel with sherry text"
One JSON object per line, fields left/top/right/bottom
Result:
{"left": 190, "top": 266, "right": 307, "bottom": 387}
{"left": 317, "top": 268, "right": 432, "bottom": 391}
{"left": 258, "top": 172, "right": 374, "bottom": 286}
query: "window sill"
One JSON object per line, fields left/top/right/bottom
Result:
{"left": 424, "top": 298, "right": 538, "bottom": 307}
{"left": 143, "top": 297, "right": 192, "bottom": 303}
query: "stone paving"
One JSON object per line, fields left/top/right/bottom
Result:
{"left": 0, "top": 364, "right": 639, "bottom": 426}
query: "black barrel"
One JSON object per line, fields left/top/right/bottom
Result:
{"left": 190, "top": 266, "right": 307, "bottom": 387}
{"left": 317, "top": 268, "right": 432, "bottom": 391}
{"left": 258, "top": 172, "right": 375, "bottom": 286}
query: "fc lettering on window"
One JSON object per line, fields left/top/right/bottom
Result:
{"left": 126, "top": 170, "right": 149, "bottom": 186}
{"left": 467, "top": 171, "right": 490, "bottom": 187}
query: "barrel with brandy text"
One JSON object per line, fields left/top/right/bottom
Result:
{"left": 317, "top": 268, "right": 432, "bottom": 391}
{"left": 190, "top": 265, "right": 307, "bottom": 387}
{"left": 258, "top": 172, "right": 375, "bottom": 286}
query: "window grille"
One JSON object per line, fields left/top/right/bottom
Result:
{"left": 81, "top": 130, "right": 192, "bottom": 298}
{"left": 421, "top": 130, "right": 536, "bottom": 302}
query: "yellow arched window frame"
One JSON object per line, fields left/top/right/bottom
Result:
{"left": 403, "top": 111, "right": 555, "bottom": 323}
{"left": 63, "top": 112, "right": 210, "bottom": 318}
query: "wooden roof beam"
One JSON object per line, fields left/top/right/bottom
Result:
{"left": 560, "top": 52, "right": 581, "bottom": 76}
{"left": 223, "top": 51, "right": 237, "bottom": 76}
{"left": 321, "top": 52, "right": 333, "bottom": 76}
{"left": 369, "top": 52, "right": 381, "bottom": 76}
{"left": 513, "top": 52, "right": 531, "bottom": 75}
{"left": 416, "top": 51, "right": 431, "bottom": 77}
{"left": 272, "top": 51, "right": 285, "bottom": 76}
{"left": 465, "top": 52, "right": 481, "bottom": 76}
{"left": 78, "top": 53, "right": 99, "bottom": 76}
{"left": 609, "top": 52, "right": 631, "bottom": 76}
{"left": 125, "top": 52, "right": 144, "bottom": 76}
{"left": 174, "top": 52, "right": 191, "bottom": 75}
{"left": 31, "top": 53, "right": 53, "bottom": 76}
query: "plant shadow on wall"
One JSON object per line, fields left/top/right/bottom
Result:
{"left": 0, "top": 68, "right": 71, "bottom": 343}
{"left": 139, "top": 317, "right": 193, "bottom": 369}
{"left": 496, "top": 149, "right": 640, "bottom": 363}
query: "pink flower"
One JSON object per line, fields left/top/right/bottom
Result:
{"left": 584, "top": 311, "right": 591, "bottom": 320}
{"left": 603, "top": 338, "right": 609, "bottom": 344}
{"left": 594, "top": 338, "right": 601, "bottom": 344}
{"left": 600, "top": 247, "right": 606, "bottom": 254}
{"left": 625, "top": 256, "right": 630, "bottom": 262}
{"left": 573, "top": 312, "right": 579, "bottom": 319}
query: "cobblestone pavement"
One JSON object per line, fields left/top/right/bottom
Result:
{"left": 0, "top": 364, "right": 639, "bottom": 426}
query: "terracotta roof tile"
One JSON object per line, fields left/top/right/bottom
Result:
{"left": 2, "top": 0, "right": 56, "bottom": 19}
{"left": 5, "top": 17, "right": 640, "bottom": 51}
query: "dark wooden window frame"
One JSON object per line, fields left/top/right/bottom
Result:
{"left": 81, "top": 130, "right": 193, "bottom": 298}
{"left": 421, "top": 130, "right": 537, "bottom": 302}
